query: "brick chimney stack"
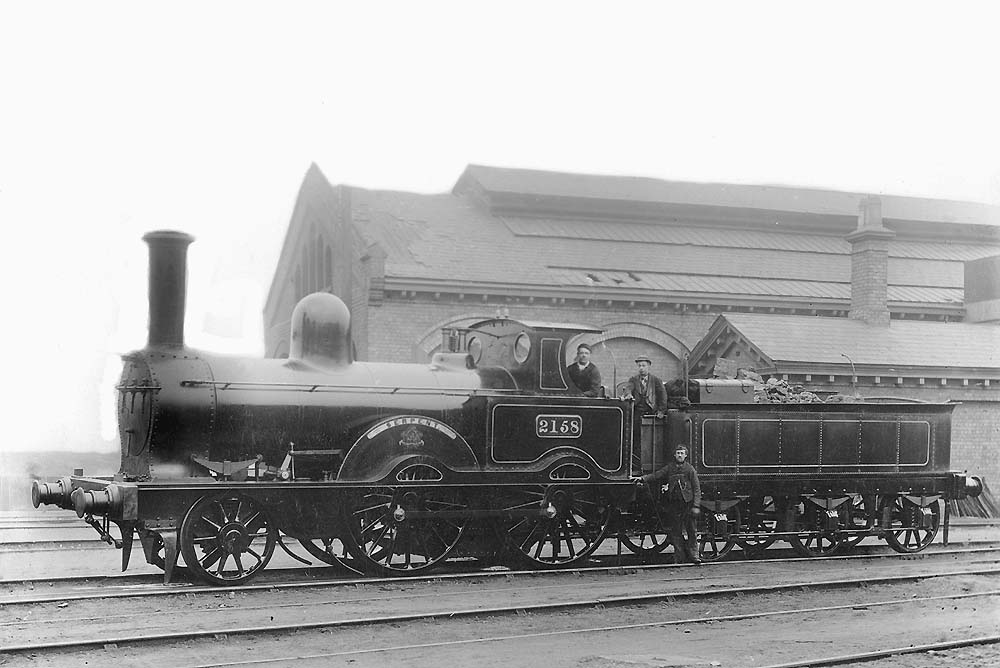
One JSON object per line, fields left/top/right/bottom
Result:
{"left": 845, "top": 196, "right": 894, "bottom": 326}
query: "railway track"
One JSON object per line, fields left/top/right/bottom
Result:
{"left": 171, "top": 602, "right": 1000, "bottom": 668}
{"left": 3, "top": 536, "right": 999, "bottom": 597}
{"left": 3, "top": 543, "right": 998, "bottom": 604}
{"left": 2, "top": 546, "right": 998, "bottom": 663}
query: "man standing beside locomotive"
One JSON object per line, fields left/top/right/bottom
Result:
{"left": 641, "top": 444, "right": 702, "bottom": 565}
{"left": 566, "top": 343, "right": 602, "bottom": 397}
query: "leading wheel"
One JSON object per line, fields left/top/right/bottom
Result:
{"left": 496, "top": 485, "right": 611, "bottom": 568}
{"left": 881, "top": 496, "right": 940, "bottom": 553}
{"left": 179, "top": 494, "right": 277, "bottom": 585}
{"left": 342, "top": 486, "right": 469, "bottom": 575}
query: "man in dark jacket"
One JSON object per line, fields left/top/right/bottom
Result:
{"left": 641, "top": 443, "right": 702, "bottom": 564}
{"left": 622, "top": 357, "right": 669, "bottom": 473}
{"left": 566, "top": 343, "right": 602, "bottom": 397}
{"left": 622, "top": 356, "right": 668, "bottom": 419}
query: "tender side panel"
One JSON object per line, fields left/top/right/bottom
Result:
{"left": 489, "top": 400, "right": 626, "bottom": 472}
{"left": 701, "top": 413, "right": 933, "bottom": 471}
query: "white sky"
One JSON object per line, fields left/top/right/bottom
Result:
{"left": 1, "top": 2, "right": 998, "bottom": 455}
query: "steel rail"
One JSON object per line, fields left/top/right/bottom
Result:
{"left": 758, "top": 636, "right": 1000, "bottom": 668}
{"left": 3, "top": 564, "right": 1000, "bottom": 655}
{"left": 3, "top": 543, "right": 998, "bottom": 606}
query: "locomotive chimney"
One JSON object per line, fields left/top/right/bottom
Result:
{"left": 143, "top": 230, "right": 195, "bottom": 349}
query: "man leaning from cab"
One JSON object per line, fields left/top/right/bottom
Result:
{"left": 566, "top": 343, "right": 602, "bottom": 397}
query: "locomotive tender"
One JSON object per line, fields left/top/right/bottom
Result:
{"left": 32, "top": 231, "right": 982, "bottom": 584}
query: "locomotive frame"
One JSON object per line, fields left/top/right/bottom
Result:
{"left": 32, "top": 230, "right": 982, "bottom": 585}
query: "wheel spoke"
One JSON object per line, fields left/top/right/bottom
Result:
{"left": 200, "top": 517, "right": 222, "bottom": 531}
{"left": 359, "top": 516, "right": 388, "bottom": 538}
{"left": 199, "top": 546, "right": 223, "bottom": 570}
{"left": 242, "top": 510, "right": 262, "bottom": 530}
{"left": 562, "top": 524, "right": 578, "bottom": 558}
{"left": 233, "top": 552, "right": 245, "bottom": 576}
{"left": 354, "top": 500, "right": 392, "bottom": 516}
{"left": 213, "top": 500, "right": 230, "bottom": 524}
{"left": 214, "top": 552, "right": 229, "bottom": 576}
{"left": 530, "top": 524, "right": 552, "bottom": 558}
{"left": 428, "top": 523, "right": 451, "bottom": 552}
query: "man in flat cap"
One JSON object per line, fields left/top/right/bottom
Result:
{"left": 622, "top": 356, "right": 668, "bottom": 420}
{"left": 566, "top": 343, "right": 602, "bottom": 397}
{"left": 622, "top": 356, "right": 669, "bottom": 474}
{"left": 641, "top": 443, "right": 702, "bottom": 564}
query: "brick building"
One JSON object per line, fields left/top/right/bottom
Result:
{"left": 264, "top": 164, "right": 1000, "bottom": 483}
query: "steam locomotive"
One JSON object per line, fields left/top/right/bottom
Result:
{"left": 32, "top": 231, "right": 983, "bottom": 585}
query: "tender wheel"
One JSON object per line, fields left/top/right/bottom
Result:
{"left": 881, "top": 496, "right": 940, "bottom": 553}
{"left": 342, "top": 487, "right": 468, "bottom": 575}
{"left": 496, "top": 485, "right": 611, "bottom": 568}
{"left": 736, "top": 496, "right": 779, "bottom": 557}
{"left": 842, "top": 494, "right": 875, "bottom": 550}
{"left": 788, "top": 499, "right": 842, "bottom": 557}
{"left": 697, "top": 504, "right": 739, "bottom": 562}
{"left": 789, "top": 531, "right": 841, "bottom": 557}
{"left": 179, "top": 494, "right": 276, "bottom": 585}
{"left": 298, "top": 536, "right": 364, "bottom": 575}
{"left": 619, "top": 486, "right": 671, "bottom": 556}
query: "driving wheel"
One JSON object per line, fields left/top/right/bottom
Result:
{"left": 496, "top": 485, "right": 611, "bottom": 568}
{"left": 342, "top": 486, "right": 469, "bottom": 575}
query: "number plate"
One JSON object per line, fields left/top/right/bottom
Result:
{"left": 535, "top": 414, "right": 582, "bottom": 438}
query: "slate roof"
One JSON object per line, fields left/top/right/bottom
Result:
{"left": 351, "top": 181, "right": 993, "bottom": 307}
{"left": 717, "top": 313, "right": 1000, "bottom": 370}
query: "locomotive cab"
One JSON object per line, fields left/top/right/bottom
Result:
{"left": 443, "top": 317, "right": 604, "bottom": 395}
